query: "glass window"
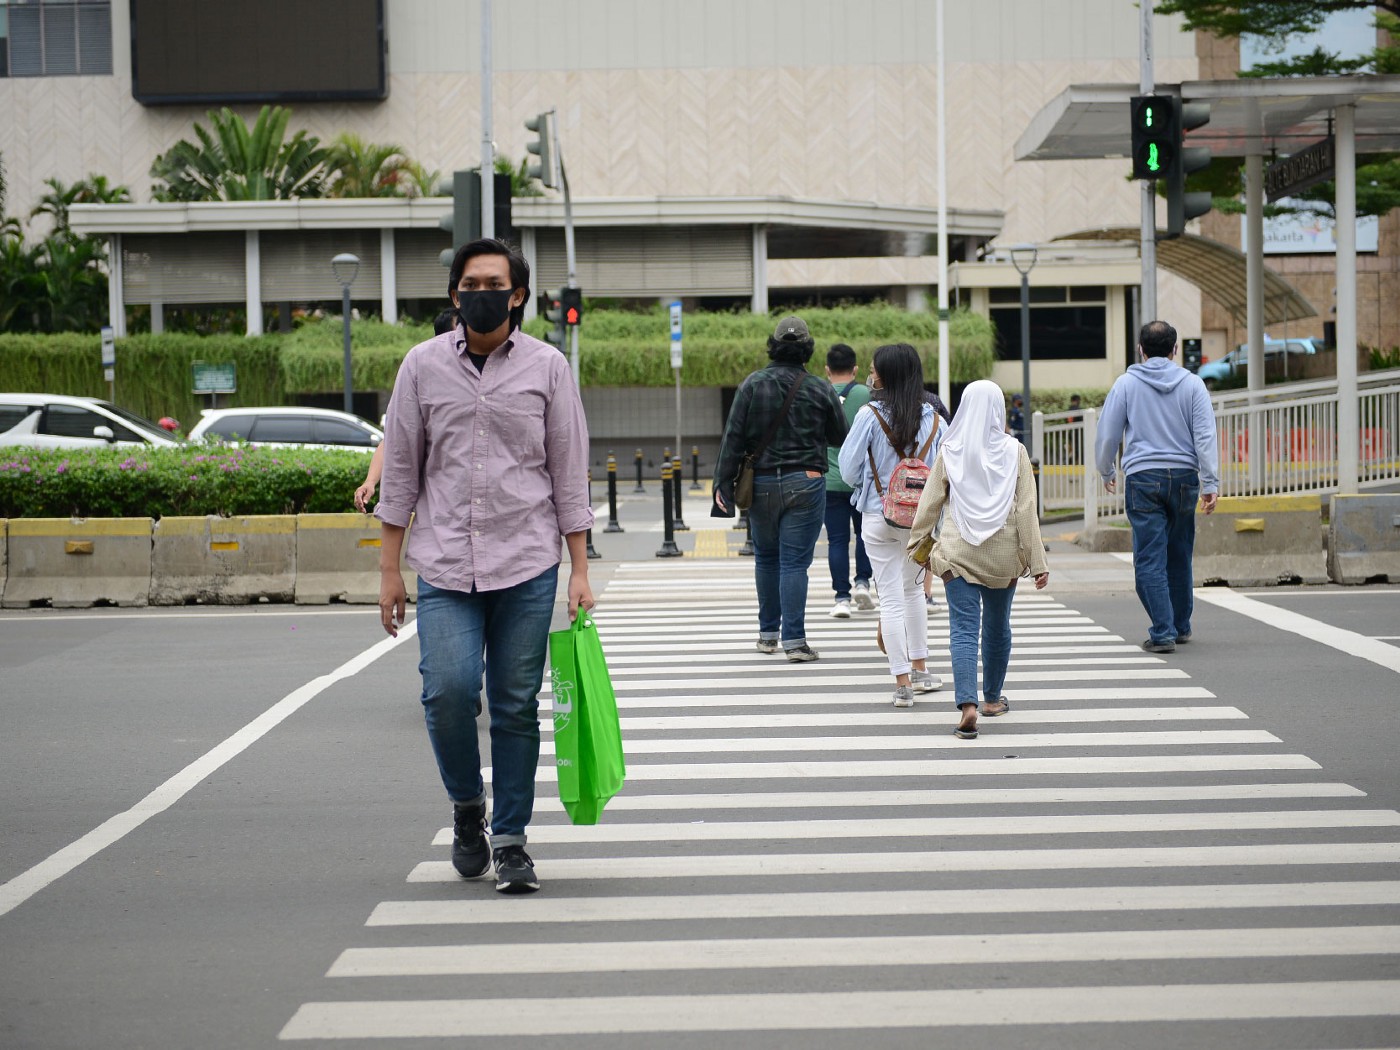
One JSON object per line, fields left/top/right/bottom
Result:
{"left": 992, "top": 305, "right": 1108, "bottom": 361}
{"left": 42, "top": 404, "right": 110, "bottom": 439}
{"left": 313, "top": 418, "right": 376, "bottom": 446}
{"left": 1, "top": 0, "right": 110, "bottom": 76}
{"left": 202, "top": 415, "right": 257, "bottom": 441}
{"left": 0, "top": 405, "right": 37, "bottom": 434}
{"left": 1069, "top": 285, "right": 1107, "bottom": 303}
{"left": 250, "top": 417, "right": 316, "bottom": 444}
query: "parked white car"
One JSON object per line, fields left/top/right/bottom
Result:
{"left": 188, "top": 406, "right": 383, "bottom": 451}
{"left": 0, "top": 394, "right": 181, "bottom": 449}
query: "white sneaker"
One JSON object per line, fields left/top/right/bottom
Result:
{"left": 852, "top": 582, "right": 875, "bottom": 611}
{"left": 910, "top": 670, "right": 942, "bottom": 693}
{"left": 829, "top": 600, "right": 852, "bottom": 619}
{"left": 892, "top": 685, "right": 915, "bottom": 708}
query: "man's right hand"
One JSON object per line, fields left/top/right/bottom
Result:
{"left": 1200, "top": 492, "right": 1219, "bottom": 515}
{"left": 379, "top": 570, "right": 407, "bottom": 637}
{"left": 1103, "top": 477, "right": 1117, "bottom": 494}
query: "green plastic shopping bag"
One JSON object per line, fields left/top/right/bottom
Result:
{"left": 547, "top": 607, "right": 625, "bottom": 825}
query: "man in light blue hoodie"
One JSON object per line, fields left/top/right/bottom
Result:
{"left": 1096, "top": 320, "right": 1219, "bottom": 653}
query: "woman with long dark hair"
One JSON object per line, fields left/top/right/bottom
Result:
{"left": 838, "top": 343, "right": 943, "bottom": 708}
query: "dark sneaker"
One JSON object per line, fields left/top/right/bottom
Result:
{"left": 451, "top": 801, "right": 491, "bottom": 879}
{"left": 1141, "top": 638, "right": 1176, "bottom": 654}
{"left": 756, "top": 638, "right": 779, "bottom": 655}
{"left": 785, "top": 644, "right": 820, "bottom": 663}
{"left": 1176, "top": 632, "right": 1192, "bottom": 644}
{"left": 493, "top": 845, "right": 540, "bottom": 894}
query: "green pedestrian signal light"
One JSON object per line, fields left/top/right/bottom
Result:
{"left": 1130, "top": 94, "right": 1176, "bottom": 181}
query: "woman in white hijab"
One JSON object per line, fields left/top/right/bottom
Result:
{"left": 907, "top": 380, "right": 1049, "bottom": 739}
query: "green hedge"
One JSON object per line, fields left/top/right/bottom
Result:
{"left": 0, "top": 445, "right": 370, "bottom": 518}
{"left": 0, "top": 306, "right": 998, "bottom": 422}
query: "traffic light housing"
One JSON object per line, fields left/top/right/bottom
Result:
{"left": 540, "top": 291, "right": 565, "bottom": 349}
{"left": 1130, "top": 95, "right": 1175, "bottom": 180}
{"left": 438, "top": 170, "right": 481, "bottom": 266}
{"left": 560, "top": 286, "right": 582, "bottom": 327}
{"left": 1165, "top": 101, "right": 1213, "bottom": 239}
{"left": 1182, "top": 337, "right": 1203, "bottom": 373}
{"left": 524, "top": 111, "right": 557, "bottom": 189}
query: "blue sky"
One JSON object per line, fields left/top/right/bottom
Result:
{"left": 1240, "top": 7, "right": 1378, "bottom": 69}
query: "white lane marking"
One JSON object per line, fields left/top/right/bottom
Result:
{"left": 407, "top": 841, "right": 1396, "bottom": 883}
{"left": 281, "top": 981, "right": 1400, "bottom": 1038}
{"left": 596, "top": 667, "right": 1187, "bottom": 683}
{"left": 606, "top": 652, "right": 1159, "bottom": 666}
{"left": 283, "top": 978, "right": 1400, "bottom": 1038}
{"left": 0, "top": 608, "right": 390, "bottom": 623}
{"left": 593, "top": 610, "right": 1082, "bottom": 622}
{"left": 530, "top": 781, "right": 1365, "bottom": 813}
{"left": 1196, "top": 587, "right": 1400, "bottom": 674}
{"left": 1235, "top": 589, "right": 1400, "bottom": 597}
{"left": 599, "top": 644, "right": 1149, "bottom": 658}
{"left": 434, "top": 809, "right": 1398, "bottom": 847}
{"left": 596, "top": 686, "right": 1217, "bottom": 708}
{"left": 536, "top": 729, "right": 1280, "bottom": 756}
{"left": 594, "top": 625, "right": 1111, "bottom": 637}
{"left": 373, "top": 880, "right": 1400, "bottom": 926}
{"left": 505, "top": 753, "right": 1318, "bottom": 784}
{"left": 607, "top": 707, "right": 1245, "bottom": 731}
{"left": 328, "top": 924, "right": 1400, "bottom": 977}
{"left": 0, "top": 623, "right": 417, "bottom": 921}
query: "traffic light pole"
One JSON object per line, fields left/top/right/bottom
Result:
{"left": 559, "top": 139, "right": 580, "bottom": 387}
{"left": 479, "top": 0, "right": 494, "bottom": 239}
{"left": 1138, "top": 0, "right": 1156, "bottom": 324}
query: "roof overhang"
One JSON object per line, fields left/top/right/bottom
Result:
{"left": 71, "top": 195, "right": 1005, "bottom": 240}
{"left": 1055, "top": 227, "right": 1316, "bottom": 324}
{"left": 1016, "top": 75, "right": 1400, "bottom": 162}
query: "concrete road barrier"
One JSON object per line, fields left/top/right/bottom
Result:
{"left": 1328, "top": 494, "right": 1400, "bottom": 584}
{"left": 1193, "top": 494, "right": 1327, "bottom": 587}
{"left": 2, "top": 518, "right": 152, "bottom": 608}
{"left": 298, "top": 514, "right": 384, "bottom": 604}
{"left": 151, "top": 515, "right": 295, "bottom": 604}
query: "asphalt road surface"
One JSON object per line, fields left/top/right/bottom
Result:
{"left": 2, "top": 553, "right": 1398, "bottom": 1049}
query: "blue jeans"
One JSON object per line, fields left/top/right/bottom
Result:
{"left": 415, "top": 566, "right": 558, "bottom": 846}
{"left": 749, "top": 471, "right": 826, "bottom": 648}
{"left": 1125, "top": 468, "right": 1199, "bottom": 645}
{"left": 824, "top": 489, "right": 872, "bottom": 601}
{"left": 943, "top": 575, "right": 1017, "bottom": 709}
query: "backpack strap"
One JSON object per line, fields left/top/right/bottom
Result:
{"left": 837, "top": 380, "right": 857, "bottom": 400}
{"left": 869, "top": 406, "right": 914, "bottom": 457}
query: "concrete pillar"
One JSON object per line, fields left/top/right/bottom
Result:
{"left": 245, "top": 231, "right": 263, "bottom": 336}
{"left": 150, "top": 300, "right": 164, "bottom": 334}
{"left": 905, "top": 285, "right": 929, "bottom": 313}
{"left": 520, "top": 227, "right": 538, "bottom": 323}
{"left": 751, "top": 225, "right": 768, "bottom": 314}
{"left": 1245, "top": 151, "right": 1264, "bottom": 492}
{"left": 379, "top": 228, "right": 398, "bottom": 325}
{"left": 106, "top": 234, "right": 126, "bottom": 338}
{"left": 1335, "top": 103, "right": 1359, "bottom": 495}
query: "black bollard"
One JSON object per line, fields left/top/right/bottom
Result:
{"left": 604, "top": 452, "right": 624, "bottom": 533}
{"left": 690, "top": 445, "right": 703, "bottom": 492}
{"left": 656, "top": 460, "right": 682, "bottom": 557}
{"left": 632, "top": 448, "right": 645, "bottom": 494}
{"left": 738, "top": 512, "right": 754, "bottom": 556}
{"left": 671, "top": 455, "right": 689, "bottom": 531}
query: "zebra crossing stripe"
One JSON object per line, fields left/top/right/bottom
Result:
{"left": 597, "top": 666, "right": 1188, "bottom": 682}
{"left": 607, "top": 706, "right": 1247, "bottom": 731}
{"left": 372, "top": 880, "right": 1400, "bottom": 926}
{"left": 327, "top": 924, "right": 1400, "bottom": 977}
{"left": 407, "top": 841, "right": 1398, "bottom": 883}
{"left": 601, "top": 686, "right": 1217, "bottom": 708}
{"left": 430, "top": 809, "right": 1399, "bottom": 847}
{"left": 280, "top": 981, "right": 1400, "bottom": 1038}
{"left": 503, "top": 752, "right": 1317, "bottom": 783}
{"left": 605, "top": 651, "right": 1160, "bottom": 665}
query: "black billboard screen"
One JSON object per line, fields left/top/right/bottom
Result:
{"left": 131, "top": 0, "right": 386, "bottom": 105}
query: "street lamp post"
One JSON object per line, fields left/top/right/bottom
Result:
{"left": 331, "top": 253, "right": 360, "bottom": 415}
{"left": 1008, "top": 244, "right": 1038, "bottom": 448}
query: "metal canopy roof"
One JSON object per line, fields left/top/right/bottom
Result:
{"left": 1017, "top": 75, "right": 1400, "bottom": 162}
{"left": 1055, "top": 227, "right": 1316, "bottom": 324}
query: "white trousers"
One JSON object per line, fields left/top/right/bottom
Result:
{"left": 861, "top": 512, "right": 928, "bottom": 677}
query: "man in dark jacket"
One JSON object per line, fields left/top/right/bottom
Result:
{"left": 712, "top": 316, "right": 847, "bottom": 661}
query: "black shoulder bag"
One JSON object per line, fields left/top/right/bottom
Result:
{"left": 733, "top": 374, "right": 808, "bottom": 511}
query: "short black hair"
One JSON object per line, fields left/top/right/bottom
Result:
{"left": 826, "top": 343, "right": 856, "bottom": 373}
{"left": 432, "top": 308, "right": 456, "bottom": 335}
{"left": 447, "top": 238, "right": 531, "bottom": 332}
{"left": 1139, "top": 320, "right": 1177, "bottom": 358}
{"left": 767, "top": 333, "right": 814, "bottom": 364}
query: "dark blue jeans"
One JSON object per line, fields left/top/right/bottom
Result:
{"left": 749, "top": 471, "right": 826, "bottom": 648}
{"left": 1125, "top": 468, "right": 1200, "bottom": 645}
{"left": 943, "top": 575, "right": 1017, "bottom": 709}
{"left": 415, "top": 566, "right": 558, "bottom": 847}
{"left": 824, "top": 489, "right": 872, "bottom": 601}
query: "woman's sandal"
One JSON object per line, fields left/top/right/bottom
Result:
{"left": 981, "top": 697, "right": 1011, "bottom": 717}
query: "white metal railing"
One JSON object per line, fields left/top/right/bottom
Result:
{"left": 1032, "top": 375, "right": 1400, "bottom": 523}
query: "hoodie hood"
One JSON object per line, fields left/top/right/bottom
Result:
{"left": 1127, "top": 356, "right": 1190, "bottom": 393}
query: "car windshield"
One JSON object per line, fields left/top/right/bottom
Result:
{"left": 90, "top": 401, "right": 172, "bottom": 441}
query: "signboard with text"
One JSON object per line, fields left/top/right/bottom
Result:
{"left": 192, "top": 362, "right": 237, "bottom": 394}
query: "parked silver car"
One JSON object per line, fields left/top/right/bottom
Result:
{"left": 0, "top": 394, "right": 180, "bottom": 449}
{"left": 187, "top": 406, "right": 383, "bottom": 451}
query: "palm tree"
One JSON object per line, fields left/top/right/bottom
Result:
{"left": 30, "top": 174, "right": 132, "bottom": 233}
{"left": 324, "top": 133, "right": 415, "bottom": 197}
{"left": 150, "top": 105, "right": 331, "bottom": 201}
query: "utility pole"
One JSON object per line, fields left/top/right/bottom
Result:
{"left": 479, "top": 0, "right": 494, "bottom": 239}
{"left": 1139, "top": 0, "right": 1156, "bottom": 323}
{"left": 935, "top": 0, "right": 951, "bottom": 406}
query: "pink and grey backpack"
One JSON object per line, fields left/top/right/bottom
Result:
{"left": 866, "top": 410, "right": 936, "bottom": 529}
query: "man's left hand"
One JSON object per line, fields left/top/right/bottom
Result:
{"left": 1200, "top": 492, "right": 1218, "bottom": 515}
{"left": 568, "top": 572, "right": 595, "bottom": 620}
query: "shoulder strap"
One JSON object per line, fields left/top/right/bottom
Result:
{"left": 869, "top": 406, "right": 914, "bottom": 458}
{"left": 915, "top": 421, "right": 937, "bottom": 460}
{"left": 837, "top": 380, "right": 857, "bottom": 399}
{"left": 751, "top": 373, "right": 808, "bottom": 461}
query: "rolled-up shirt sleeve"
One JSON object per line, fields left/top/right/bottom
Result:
{"left": 374, "top": 351, "right": 423, "bottom": 529}
{"left": 544, "top": 360, "right": 595, "bottom": 537}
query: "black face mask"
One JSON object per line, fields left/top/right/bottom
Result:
{"left": 456, "top": 289, "right": 514, "bottom": 335}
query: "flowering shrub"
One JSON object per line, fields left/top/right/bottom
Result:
{"left": 0, "top": 445, "right": 373, "bottom": 518}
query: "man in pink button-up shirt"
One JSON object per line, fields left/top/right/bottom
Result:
{"left": 376, "top": 238, "right": 594, "bottom": 895}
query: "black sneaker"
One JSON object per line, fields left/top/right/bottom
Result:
{"left": 451, "top": 801, "right": 491, "bottom": 879}
{"left": 493, "top": 845, "right": 540, "bottom": 894}
{"left": 1141, "top": 638, "right": 1176, "bottom": 654}
{"left": 785, "top": 644, "right": 820, "bottom": 663}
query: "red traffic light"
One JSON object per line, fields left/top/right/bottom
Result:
{"left": 565, "top": 306, "right": 580, "bottom": 326}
